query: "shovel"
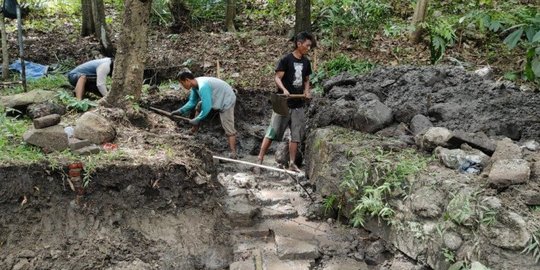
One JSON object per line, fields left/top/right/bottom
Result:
{"left": 147, "top": 106, "right": 191, "bottom": 122}
{"left": 270, "top": 93, "right": 305, "bottom": 116}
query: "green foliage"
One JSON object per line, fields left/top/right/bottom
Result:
{"left": 151, "top": 0, "right": 174, "bottom": 26}
{"left": 314, "top": 0, "right": 391, "bottom": 48}
{"left": 243, "top": 0, "right": 294, "bottom": 31}
{"left": 56, "top": 91, "right": 97, "bottom": 112}
{"left": 478, "top": 205, "right": 497, "bottom": 226}
{"left": 150, "top": 0, "right": 227, "bottom": 27}
{"left": 311, "top": 54, "right": 375, "bottom": 94}
{"left": 0, "top": 108, "right": 45, "bottom": 163}
{"left": 460, "top": 4, "right": 540, "bottom": 81}
{"left": 522, "top": 230, "right": 540, "bottom": 263}
{"left": 340, "top": 148, "right": 429, "bottom": 227}
{"left": 423, "top": 17, "right": 457, "bottom": 64}
{"left": 442, "top": 248, "right": 456, "bottom": 263}
{"left": 323, "top": 195, "right": 336, "bottom": 214}
{"left": 446, "top": 192, "right": 474, "bottom": 225}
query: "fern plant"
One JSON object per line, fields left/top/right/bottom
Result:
{"left": 424, "top": 17, "right": 457, "bottom": 64}
{"left": 522, "top": 230, "right": 540, "bottom": 263}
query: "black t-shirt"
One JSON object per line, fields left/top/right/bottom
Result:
{"left": 276, "top": 53, "right": 312, "bottom": 108}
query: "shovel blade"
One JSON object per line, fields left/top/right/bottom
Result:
{"left": 270, "top": 93, "right": 288, "bottom": 116}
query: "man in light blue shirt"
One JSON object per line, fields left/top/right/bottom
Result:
{"left": 67, "top": 57, "right": 113, "bottom": 100}
{"left": 173, "top": 71, "right": 238, "bottom": 159}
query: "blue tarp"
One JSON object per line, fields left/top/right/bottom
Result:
{"left": 8, "top": 59, "right": 48, "bottom": 80}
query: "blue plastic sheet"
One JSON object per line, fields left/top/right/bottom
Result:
{"left": 8, "top": 59, "right": 48, "bottom": 80}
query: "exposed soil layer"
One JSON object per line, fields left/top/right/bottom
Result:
{"left": 0, "top": 161, "right": 232, "bottom": 270}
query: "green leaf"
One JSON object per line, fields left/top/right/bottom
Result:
{"left": 532, "top": 57, "right": 540, "bottom": 77}
{"left": 489, "top": 21, "right": 502, "bottom": 32}
{"left": 533, "top": 31, "right": 540, "bottom": 43}
{"left": 526, "top": 27, "right": 537, "bottom": 42}
{"left": 504, "top": 28, "right": 524, "bottom": 49}
{"left": 448, "top": 261, "right": 465, "bottom": 270}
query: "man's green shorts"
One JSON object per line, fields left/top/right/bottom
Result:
{"left": 265, "top": 107, "right": 305, "bottom": 142}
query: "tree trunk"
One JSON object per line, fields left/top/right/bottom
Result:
{"left": 103, "top": 0, "right": 152, "bottom": 109}
{"left": 225, "top": 0, "right": 236, "bottom": 32}
{"left": 294, "top": 0, "right": 311, "bottom": 35}
{"left": 91, "top": 0, "right": 114, "bottom": 56}
{"left": 81, "top": 0, "right": 95, "bottom": 37}
{"left": 0, "top": 13, "right": 9, "bottom": 80}
{"left": 410, "top": 0, "right": 429, "bottom": 43}
{"left": 168, "top": 0, "right": 190, "bottom": 33}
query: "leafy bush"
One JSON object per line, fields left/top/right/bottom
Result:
{"left": 424, "top": 17, "right": 457, "bottom": 64}
{"left": 460, "top": 4, "right": 540, "bottom": 81}
{"left": 150, "top": 0, "right": 226, "bottom": 27}
{"left": 313, "top": 0, "right": 391, "bottom": 48}
{"left": 56, "top": 91, "right": 97, "bottom": 112}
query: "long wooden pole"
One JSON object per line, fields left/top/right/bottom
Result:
{"left": 212, "top": 155, "right": 303, "bottom": 176}
{"left": 0, "top": 13, "right": 8, "bottom": 80}
{"left": 16, "top": 5, "right": 26, "bottom": 91}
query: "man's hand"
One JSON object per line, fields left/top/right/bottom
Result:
{"left": 171, "top": 109, "right": 183, "bottom": 116}
{"left": 189, "top": 118, "right": 200, "bottom": 125}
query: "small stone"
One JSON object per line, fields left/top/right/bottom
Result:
{"left": 74, "top": 145, "right": 101, "bottom": 155}
{"left": 33, "top": 114, "right": 61, "bottom": 129}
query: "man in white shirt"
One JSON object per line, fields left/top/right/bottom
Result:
{"left": 67, "top": 57, "right": 113, "bottom": 100}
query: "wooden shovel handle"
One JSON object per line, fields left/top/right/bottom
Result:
{"left": 148, "top": 106, "right": 191, "bottom": 122}
{"left": 277, "top": 94, "right": 305, "bottom": 99}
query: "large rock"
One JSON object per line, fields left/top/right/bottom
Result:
{"left": 322, "top": 73, "right": 357, "bottom": 93}
{"left": 410, "top": 186, "right": 445, "bottom": 218}
{"left": 447, "top": 130, "right": 496, "bottom": 156}
{"left": 491, "top": 138, "right": 522, "bottom": 162}
{"left": 27, "top": 101, "right": 66, "bottom": 119}
{"left": 480, "top": 212, "right": 530, "bottom": 250}
{"left": 428, "top": 102, "right": 461, "bottom": 121}
{"left": 435, "top": 146, "right": 490, "bottom": 171}
{"left": 23, "top": 125, "right": 68, "bottom": 151}
{"left": 33, "top": 114, "right": 61, "bottom": 129}
{"left": 488, "top": 159, "right": 530, "bottom": 188}
{"left": 409, "top": 114, "right": 433, "bottom": 136}
{"left": 308, "top": 90, "right": 393, "bottom": 133}
{"left": 74, "top": 112, "right": 116, "bottom": 144}
{"left": 0, "top": 90, "right": 57, "bottom": 109}
{"left": 417, "top": 127, "right": 452, "bottom": 151}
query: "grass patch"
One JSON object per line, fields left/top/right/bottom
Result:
{"left": 338, "top": 147, "right": 430, "bottom": 227}
{"left": 0, "top": 108, "right": 45, "bottom": 163}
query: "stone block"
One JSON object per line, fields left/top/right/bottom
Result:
{"left": 33, "top": 114, "right": 61, "bottom": 129}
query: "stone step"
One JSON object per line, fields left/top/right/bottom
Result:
{"left": 224, "top": 197, "right": 260, "bottom": 227}
{"left": 274, "top": 235, "right": 320, "bottom": 260}
{"left": 250, "top": 189, "right": 294, "bottom": 206}
{"left": 260, "top": 204, "right": 298, "bottom": 219}
{"left": 321, "top": 257, "right": 370, "bottom": 270}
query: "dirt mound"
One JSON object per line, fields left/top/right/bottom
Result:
{"left": 311, "top": 65, "right": 539, "bottom": 141}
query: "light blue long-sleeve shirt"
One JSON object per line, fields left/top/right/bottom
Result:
{"left": 178, "top": 77, "right": 236, "bottom": 122}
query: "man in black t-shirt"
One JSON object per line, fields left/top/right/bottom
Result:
{"left": 254, "top": 31, "right": 315, "bottom": 173}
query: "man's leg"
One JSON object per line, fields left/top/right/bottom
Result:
{"left": 227, "top": 134, "right": 237, "bottom": 159}
{"left": 220, "top": 105, "right": 237, "bottom": 158}
{"left": 288, "top": 108, "right": 305, "bottom": 172}
{"left": 75, "top": 75, "right": 87, "bottom": 100}
{"left": 257, "top": 137, "right": 273, "bottom": 163}
{"left": 191, "top": 101, "right": 202, "bottom": 134}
